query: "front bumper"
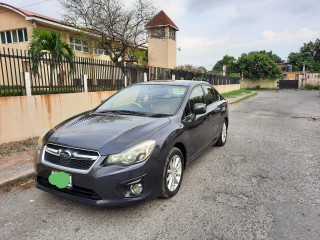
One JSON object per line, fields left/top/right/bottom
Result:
{"left": 34, "top": 153, "right": 163, "bottom": 207}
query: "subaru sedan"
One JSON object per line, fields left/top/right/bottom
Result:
{"left": 34, "top": 80, "right": 229, "bottom": 206}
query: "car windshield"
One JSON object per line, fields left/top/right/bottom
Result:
{"left": 96, "top": 84, "right": 188, "bottom": 116}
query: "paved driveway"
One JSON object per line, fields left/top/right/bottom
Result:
{"left": 1, "top": 90, "right": 320, "bottom": 240}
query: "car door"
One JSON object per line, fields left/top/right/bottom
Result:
{"left": 202, "top": 84, "right": 223, "bottom": 140}
{"left": 183, "top": 85, "right": 212, "bottom": 159}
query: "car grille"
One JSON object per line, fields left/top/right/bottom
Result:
{"left": 37, "top": 176, "right": 102, "bottom": 200}
{"left": 43, "top": 143, "right": 100, "bottom": 173}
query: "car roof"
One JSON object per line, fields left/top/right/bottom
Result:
{"left": 136, "top": 80, "right": 209, "bottom": 87}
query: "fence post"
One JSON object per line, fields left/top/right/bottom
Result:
{"left": 24, "top": 72, "right": 31, "bottom": 96}
{"left": 83, "top": 74, "right": 88, "bottom": 93}
{"left": 172, "top": 74, "right": 175, "bottom": 80}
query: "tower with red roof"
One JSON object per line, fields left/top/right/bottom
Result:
{"left": 145, "top": 10, "right": 179, "bottom": 69}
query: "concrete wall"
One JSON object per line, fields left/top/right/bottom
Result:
{"left": 0, "top": 83, "right": 239, "bottom": 144}
{"left": 0, "top": 91, "right": 116, "bottom": 144}
{"left": 242, "top": 79, "right": 277, "bottom": 89}
{"left": 214, "top": 84, "right": 240, "bottom": 93}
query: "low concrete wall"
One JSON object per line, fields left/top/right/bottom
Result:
{"left": 214, "top": 84, "right": 240, "bottom": 93}
{"left": 0, "top": 84, "right": 240, "bottom": 144}
{"left": 0, "top": 91, "right": 116, "bottom": 144}
{"left": 242, "top": 79, "right": 277, "bottom": 89}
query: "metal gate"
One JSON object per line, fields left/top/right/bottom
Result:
{"left": 279, "top": 80, "right": 299, "bottom": 89}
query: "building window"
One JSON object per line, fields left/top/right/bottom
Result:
{"left": 149, "top": 27, "right": 165, "bottom": 39}
{"left": 69, "top": 37, "right": 89, "bottom": 52}
{"left": 94, "top": 48, "right": 108, "bottom": 56}
{"left": 0, "top": 28, "right": 28, "bottom": 44}
{"left": 169, "top": 28, "right": 175, "bottom": 40}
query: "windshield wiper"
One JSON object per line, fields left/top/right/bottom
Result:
{"left": 149, "top": 113, "right": 172, "bottom": 118}
{"left": 97, "top": 110, "right": 148, "bottom": 116}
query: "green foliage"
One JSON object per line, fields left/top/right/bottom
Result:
{"left": 288, "top": 39, "right": 320, "bottom": 72}
{"left": 236, "top": 51, "right": 282, "bottom": 80}
{"left": 29, "top": 29, "right": 74, "bottom": 77}
{"left": 0, "top": 88, "right": 23, "bottom": 96}
{"left": 132, "top": 51, "right": 147, "bottom": 65}
{"left": 212, "top": 55, "right": 236, "bottom": 75}
{"left": 305, "top": 84, "right": 320, "bottom": 90}
{"left": 258, "top": 50, "right": 281, "bottom": 63}
{"left": 221, "top": 89, "right": 252, "bottom": 98}
{"left": 175, "top": 65, "right": 207, "bottom": 80}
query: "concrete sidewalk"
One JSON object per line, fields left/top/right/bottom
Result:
{"left": 0, "top": 91, "right": 257, "bottom": 187}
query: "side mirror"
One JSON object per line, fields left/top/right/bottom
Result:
{"left": 193, "top": 103, "right": 206, "bottom": 115}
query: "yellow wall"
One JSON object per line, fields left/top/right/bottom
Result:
{"left": 0, "top": 8, "right": 111, "bottom": 61}
{"left": 0, "top": 91, "right": 116, "bottom": 144}
{"left": 242, "top": 79, "right": 277, "bottom": 89}
{"left": 214, "top": 84, "right": 240, "bottom": 94}
{"left": 148, "top": 26, "right": 177, "bottom": 69}
{"left": 0, "top": 6, "right": 36, "bottom": 51}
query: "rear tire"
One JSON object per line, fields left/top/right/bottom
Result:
{"left": 215, "top": 119, "right": 227, "bottom": 146}
{"left": 160, "top": 147, "right": 184, "bottom": 199}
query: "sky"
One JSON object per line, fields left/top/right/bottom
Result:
{"left": 2, "top": 0, "right": 320, "bottom": 69}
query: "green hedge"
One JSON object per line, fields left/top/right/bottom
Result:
{"left": 305, "top": 84, "right": 320, "bottom": 90}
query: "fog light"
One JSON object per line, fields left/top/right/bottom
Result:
{"left": 130, "top": 183, "right": 143, "bottom": 195}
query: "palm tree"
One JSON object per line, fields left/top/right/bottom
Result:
{"left": 29, "top": 29, "right": 74, "bottom": 86}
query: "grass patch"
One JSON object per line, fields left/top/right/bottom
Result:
{"left": 0, "top": 173, "right": 35, "bottom": 195}
{"left": 231, "top": 92, "right": 258, "bottom": 104}
{"left": 0, "top": 137, "right": 37, "bottom": 157}
{"left": 221, "top": 89, "right": 252, "bottom": 98}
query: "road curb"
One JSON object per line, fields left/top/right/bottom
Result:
{"left": 0, "top": 170, "right": 34, "bottom": 188}
{"left": 228, "top": 92, "right": 258, "bottom": 104}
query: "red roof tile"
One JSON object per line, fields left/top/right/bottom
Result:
{"left": 146, "top": 10, "right": 179, "bottom": 31}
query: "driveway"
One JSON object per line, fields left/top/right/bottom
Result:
{"left": 0, "top": 90, "right": 319, "bottom": 240}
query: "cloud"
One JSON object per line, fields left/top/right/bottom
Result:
{"left": 156, "top": 0, "right": 187, "bottom": 20}
{"left": 186, "top": 0, "right": 241, "bottom": 12}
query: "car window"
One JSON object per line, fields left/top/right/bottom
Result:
{"left": 97, "top": 85, "right": 187, "bottom": 116}
{"left": 214, "top": 89, "right": 221, "bottom": 101}
{"left": 185, "top": 85, "right": 205, "bottom": 115}
{"left": 202, "top": 85, "right": 217, "bottom": 105}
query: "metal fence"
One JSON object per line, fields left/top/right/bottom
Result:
{"left": 0, "top": 47, "right": 240, "bottom": 97}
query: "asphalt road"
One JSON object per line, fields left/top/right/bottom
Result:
{"left": 1, "top": 90, "right": 320, "bottom": 240}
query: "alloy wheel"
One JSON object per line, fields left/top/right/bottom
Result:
{"left": 166, "top": 155, "right": 182, "bottom": 192}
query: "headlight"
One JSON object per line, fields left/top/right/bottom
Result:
{"left": 106, "top": 140, "right": 156, "bottom": 166}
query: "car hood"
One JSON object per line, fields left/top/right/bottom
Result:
{"left": 47, "top": 112, "right": 170, "bottom": 154}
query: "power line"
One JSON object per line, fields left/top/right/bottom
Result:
{"left": 0, "top": 0, "right": 51, "bottom": 15}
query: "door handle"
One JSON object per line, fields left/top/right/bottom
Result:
{"left": 206, "top": 114, "right": 212, "bottom": 120}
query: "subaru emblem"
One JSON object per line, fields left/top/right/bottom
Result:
{"left": 59, "top": 150, "right": 72, "bottom": 159}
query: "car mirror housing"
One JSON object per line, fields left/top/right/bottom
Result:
{"left": 193, "top": 103, "right": 207, "bottom": 115}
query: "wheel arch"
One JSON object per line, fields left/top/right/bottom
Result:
{"left": 173, "top": 142, "right": 187, "bottom": 169}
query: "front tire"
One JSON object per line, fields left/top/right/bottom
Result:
{"left": 215, "top": 119, "right": 227, "bottom": 146}
{"left": 160, "top": 147, "right": 184, "bottom": 199}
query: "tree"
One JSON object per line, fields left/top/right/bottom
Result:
{"left": 212, "top": 55, "right": 236, "bottom": 75}
{"left": 258, "top": 50, "right": 282, "bottom": 63}
{"left": 236, "top": 51, "right": 282, "bottom": 80}
{"left": 288, "top": 39, "right": 320, "bottom": 72}
{"left": 29, "top": 29, "right": 74, "bottom": 85}
{"left": 175, "top": 65, "right": 207, "bottom": 80}
{"left": 59, "top": 0, "right": 155, "bottom": 66}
